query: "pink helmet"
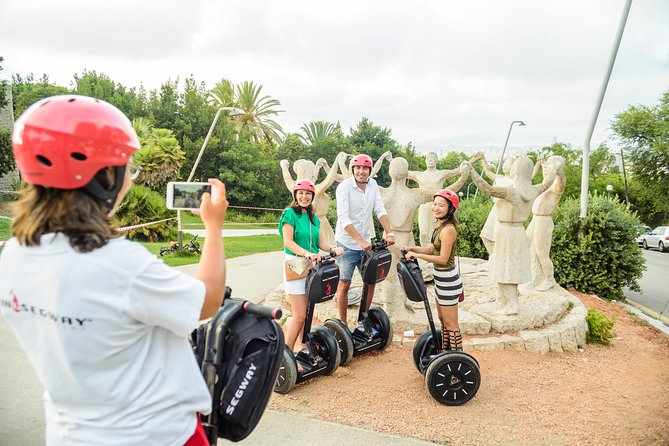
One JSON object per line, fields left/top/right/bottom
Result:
{"left": 13, "top": 95, "right": 140, "bottom": 189}
{"left": 294, "top": 179, "right": 315, "bottom": 194}
{"left": 434, "top": 188, "right": 459, "bottom": 211}
{"left": 350, "top": 154, "right": 373, "bottom": 170}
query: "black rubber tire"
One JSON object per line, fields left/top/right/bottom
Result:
{"left": 273, "top": 347, "right": 297, "bottom": 394}
{"left": 368, "top": 306, "right": 393, "bottom": 350}
{"left": 660, "top": 241, "right": 666, "bottom": 252}
{"left": 324, "top": 319, "right": 354, "bottom": 366}
{"left": 159, "top": 247, "right": 169, "bottom": 257}
{"left": 412, "top": 331, "right": 440, "bottom": 373}
{"left": 312, "top": 326, "right": 341, "bottom": 375}
{"left": 425, "top": 352, "right": 481, "bottom": 406}
{"left": 643, "top": 240, "right": 649, "bottom": 250}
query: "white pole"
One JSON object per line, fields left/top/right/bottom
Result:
{"left": 580, "top": 0, "right": 632, "bottom": 220}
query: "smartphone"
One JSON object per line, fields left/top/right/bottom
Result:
{"left": 166, "top": 182, "right": 212, "bottom": 210}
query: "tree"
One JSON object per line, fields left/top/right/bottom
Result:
{"left": 11, "top": 73, "right": 69, "bottom": 118}
{"left": 300, "top": 121, "right": 340, "bottom": 145}
{"left": 611, "top": 90, "right": 669, "bottom": 225}
{"left": 132, "top": 125, "right": 185, "bottom": 190}
{"left": 347, "top": 117, "right": 403, "bottom": 186}
{"left": 209, "top": 80, "right": 285, "bottom": 147}
{"left": 73, "top": 70, "right": 147, "bottom": 118}
{"left": 0, "top": 56, "right": 7, "bottom": 110}
{"left": 0, "top": 130, "right": 14, "bottom": 177}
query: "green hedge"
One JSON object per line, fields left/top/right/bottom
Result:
{"left": 551, "top": 194, "right": 645, "bottom": 300}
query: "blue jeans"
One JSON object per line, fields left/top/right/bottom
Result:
{"left": 336, "top": 243, "right": 366, "bottom": 281}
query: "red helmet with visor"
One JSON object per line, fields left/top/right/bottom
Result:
{"left": 434, "top": 188, "right": 460, "bottom": 211}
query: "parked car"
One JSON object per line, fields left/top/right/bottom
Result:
{"left": 635, "top": 225, "right": 652, "bottom": 245}
{"left": 642, "top": 226, "right": 669, "bottom": 252}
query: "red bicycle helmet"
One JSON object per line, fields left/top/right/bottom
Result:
{"left": 350, "top": 154, "right": 373, "bottom": 170}
{"left": 13, "top": 95, "right": 140, "bottom": 189}
{"left": 294, "top": 179, "right": 316, "bottom": 194}
{"left": 434, "top": 188, "right": 459, "bottom": 211}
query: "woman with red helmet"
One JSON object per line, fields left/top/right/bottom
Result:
{"left": 278, "top": 179, "right": 343, "bottom": 354}
{"left": 400, "top": 188, "right": 464, "bottom": 351}
{"left": 0, "top": 95, "right": 229, "bottom": 445}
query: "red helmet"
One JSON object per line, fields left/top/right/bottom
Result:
{"left": 434, "top": 188, "right": 459, "bottom": 211}
{"left": 350, "top": 154, "right": 373, "bottom": 170}
{"left": 294, "top": 179, "right": 315, "bottom": 194}
{"left": 12, "top": 95, "right": 140, "bottom": 189}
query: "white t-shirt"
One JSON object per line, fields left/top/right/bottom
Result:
{"left": 0, "top": 233, "right": 210, "bottom": 446}
{"left": 335, "top": 177, "right": 388, "bottom": 250}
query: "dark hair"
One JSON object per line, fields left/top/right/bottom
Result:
{"left": 289, "top": 191, "right": 316, "bottom": 225}
{"left": 11, "top": 167, "right": 123, "bottom": 253}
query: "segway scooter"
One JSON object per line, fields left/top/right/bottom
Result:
{"left": 273, "top": 253, "right": 342, "bottom": 394}
{"left": 190, "top": 287, "right": 285, "bottom": 443}
{"left": 325, "top": 240, "right": 393, "bottom": 366}
{"left": 397, "top": 251, "right": 481, "bottom": 406}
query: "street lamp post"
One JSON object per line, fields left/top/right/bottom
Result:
{"left": 177, "top": 106, "right": 243, "bottom": 248}
{"left": 606, "top": 184, "right": 613, "bottom": 200}
{"left": 466, "top": 182, "right": 476, "bottom": 199}
{"left": 496, "top": 120, "right": 526, "bottom": 175}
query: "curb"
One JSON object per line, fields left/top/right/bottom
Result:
{"left": 624, "top": 299, "right": 669, "bottom": 326}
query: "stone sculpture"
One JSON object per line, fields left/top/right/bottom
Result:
{"left": 378, "top": 157, "right": 471, "bottom": 317}
{"left": 280, "top": 152, "right": 348, "bottom": 245}
{"left": 526, "top": 156, "right": 566, "bottom": 291}
{"left": 468, "top": 156, "right": 556, "bottom": 315}
{"left": 408, "top": 152, "right": 477, "bottom": 247}
{"left": 476, "top": 153, "right": 542, "bottom": 257}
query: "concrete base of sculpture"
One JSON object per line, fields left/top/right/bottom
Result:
{"left": 260, "top": 257, "right": 588, "bottom": 354}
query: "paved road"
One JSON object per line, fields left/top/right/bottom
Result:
{"left": 624, "top": 248, "right": 669, "bottom": 324}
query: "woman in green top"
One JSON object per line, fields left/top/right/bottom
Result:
{"left": 400, "top": 188, "right": 464, "bottom": 351}
{"left": 279, "top": 179, "right": 343, "bottom": 353}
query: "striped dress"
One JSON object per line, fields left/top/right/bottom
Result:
{"left": 431, "top": 225, "right": 463, "bottom": 307}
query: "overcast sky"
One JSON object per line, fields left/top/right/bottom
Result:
{"left": 1, "top": 0, "right": 668, "bottom": 157}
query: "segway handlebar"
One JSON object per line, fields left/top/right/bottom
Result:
{"left": 371, "top": 239, "right": 388, "bottom": 251}
{"left": 242, "top": 301, "right": 283, "bottom": 320}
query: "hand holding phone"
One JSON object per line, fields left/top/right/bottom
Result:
{"left": 166, "top": 182, "right": 216, "bottom": 210}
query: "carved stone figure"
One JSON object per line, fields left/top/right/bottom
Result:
{"left": 378, "top": 157, "right": 470, "bottom": 316}
{"left": 526, "top": 156, "right": 566, "bottom": 291}
{"left": 408, "top": 152, "right": 475, "bottom": 248}
{"left": 280, "top": 152, "right": 347, "bottom": 245}
{"left": 468, "top": 156, "right": 556, "bottom": 315}
{"left": 477, "top": 153, "right": 542, "bottom": 257}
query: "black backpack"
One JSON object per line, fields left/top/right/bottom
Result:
{"left": 190, "top": 290, "right": 284, "bottom": 443}
{"left": 396, "top": 255, "right": 428, "bottom": 303}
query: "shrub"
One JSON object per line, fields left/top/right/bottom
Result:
{"left": 585, "top": 309, "right": 616, "bottom": 345}
{"left": 551, "top": 194, "right": 645, "bottom": 300}
{"left": 114, "top": 185, "right": 177, "bottom": 241}
{"left": 456, "top": 195, "right": 492, "bottom": 259}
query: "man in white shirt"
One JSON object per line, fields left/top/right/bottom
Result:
{"left": 334, "top": 154, "right": 395, "bottom": 326}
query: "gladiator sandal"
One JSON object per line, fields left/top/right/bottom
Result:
{"left": 441, "top": 325, "right": 450, "bottom": 351}
{"left": 447, "top": 329, "right": 463, "bottom": 351}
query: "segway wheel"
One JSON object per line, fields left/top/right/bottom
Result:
{"left": 312, "top": 326, "right": 341, "bottom": 376}
{"left": 425, "top": 352, "right": 480, "bottom": 406}
{"left": 412, "top": 331, "right": 440, "bottom": 374}
{"left": 324, "top": 318, "right": 354, "bottom": 366}
{"left": 368, "top": 306, "right": 393, "bottom": 351}
{"left": 273, "top": 347, "right": 297, "bottom": 394}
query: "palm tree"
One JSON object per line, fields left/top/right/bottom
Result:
{"left": 209, "top": 79, "right": 285, "bottom": 147}
{"left": 299, "top": 121, "right": 338, "bottom": 145}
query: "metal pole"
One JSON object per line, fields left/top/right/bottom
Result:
{"left": 496, "top": 120, "right": 525, "bottom": 175}
{"left": 178, "top": 106, "right": 241, "bottom": 247}
{"left": 579, "top": 0, "right": 632, "bottom": 222}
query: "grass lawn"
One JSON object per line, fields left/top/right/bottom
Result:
{"left": 180, "top": 212, "right": 278, "bottom": 231}
{"left": 0, "top": 219, "right": 10, "bottom": 240}
{"left": 142, "top": 234, "right": 283, "bottom": 267}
